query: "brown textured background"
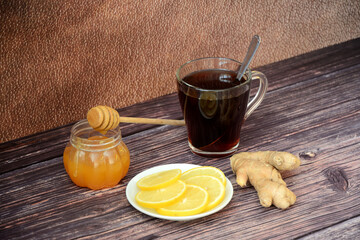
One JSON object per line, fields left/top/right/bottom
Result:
{"left": 1, "top": 0, "right": 360, "bottom": 143}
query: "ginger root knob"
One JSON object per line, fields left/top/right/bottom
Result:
{"left": 230, "top": 151, "right": 301, "bottom": 210}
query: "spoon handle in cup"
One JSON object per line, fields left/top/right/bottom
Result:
{"left": 236, "top": 35, "right": 261, "bottom": 81}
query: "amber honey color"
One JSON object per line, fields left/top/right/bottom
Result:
{"left": 63, "top": 135, "right": 130, "bottom": 190}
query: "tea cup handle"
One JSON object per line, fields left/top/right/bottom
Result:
{"left": 244, "top": 71, "right": 268, "bottom": 120}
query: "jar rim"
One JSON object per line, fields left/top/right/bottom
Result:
{"left": 70, "top": 119, "right": 122, "bottom": 151}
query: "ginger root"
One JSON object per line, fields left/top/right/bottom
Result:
{"left": 230, "top": 151, "right": 301, "bottom": 209}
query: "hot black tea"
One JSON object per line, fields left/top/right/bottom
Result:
{"left": 177, "top": 69, "right": 249, "bottom": 156}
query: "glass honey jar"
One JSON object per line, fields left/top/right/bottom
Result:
{"left": 63, "top": 119, "right": 130, "bottom": 190}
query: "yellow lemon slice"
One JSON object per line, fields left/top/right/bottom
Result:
{"left": 135, "top": 180, "right": 186, "bottom": 208}
{"left": 157, "top": 185, "right": 209, "bottom": 216}
{"left": 183, "top": 175, "right": 225, "bottom": 211}
{"left": 136, "top": 169, "right": 181, "bottom": 191}
{"left": 181, "top": 166, "right": 226, "bottom": 186}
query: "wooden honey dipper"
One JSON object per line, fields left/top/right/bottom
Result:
{"left": 87, "top": 106, "right": 185, "bottom": 132}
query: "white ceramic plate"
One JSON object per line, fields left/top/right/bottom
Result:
{"left": 126, "top": 163, "right": 233, "bottom": 221}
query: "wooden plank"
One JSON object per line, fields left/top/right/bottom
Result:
{"left": 256, "top": 37, "right": 360, "bottom": 92}
{"left": 240, "top": 64, "right": 360, "bottom": 150}
{"left": 0, "top": 88, "right": 359, "bottom": 239}
{"left": 0, "top": 116, "right": 358, "bottom": 239}
{"left": 299, "top": 216, "right": 360, "bottom": 240}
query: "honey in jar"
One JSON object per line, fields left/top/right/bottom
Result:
{"left": 63, "top": 119, "right": 130, "bottom": 190}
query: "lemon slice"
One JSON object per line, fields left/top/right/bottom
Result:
{"left": 157, "top": 185, "right": 209, "bottom": 216}
{"left": 136, "top": 169, "right": 181, "bottom": 191}
{"left": 184, "top": 175, "right": 225, "bottom": 211}
{"left": 135, "top": 180, "right": 186, "bottom": 208}
{"left": 181, "top": 166, "right": 226, "bottom": 186}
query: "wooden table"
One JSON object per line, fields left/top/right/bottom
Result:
{"left": 1, "top": 38, "right": 360, "bottom": 240}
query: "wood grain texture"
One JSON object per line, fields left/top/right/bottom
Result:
{"left": 1, "top": 38, "right": 360, "bottom": 239}
{"left": 299, "top": 216, "right": 360, "bottom": 240}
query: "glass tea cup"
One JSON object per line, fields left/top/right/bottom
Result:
{"left": 176, "top": 57, "right": 268, "bottom": 157}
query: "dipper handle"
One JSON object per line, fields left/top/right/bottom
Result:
{"left": 87, "top": 106, "right": 185, "bottom": 132}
